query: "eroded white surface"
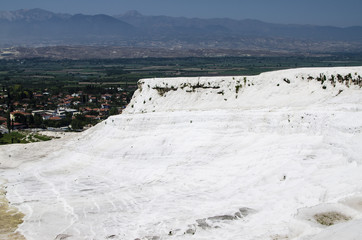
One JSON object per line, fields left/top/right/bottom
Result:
{"left": 1, "top": 67, "right": 362, "bottom": 240}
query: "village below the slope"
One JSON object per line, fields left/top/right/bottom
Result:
{"left": 0, "top": 85, "right": 135, "bottom": 144}
{"left": 1, "top": 55, "right": 362, "bottom": 144}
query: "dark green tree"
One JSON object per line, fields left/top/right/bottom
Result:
{"left": 14, "top": 113, "right": 26, "bottom": 124}
{"left": 27, "top": 114, "right": 34, "bottom": 126}
{"left": 6, "top": 111, "right": 11, "bottom": 133}
{"left": 109, "top": 107, "right": 119, "bottom": 116}
{"left": 34, "top": 114, "right": 43, "bottom": 127}
{"left": 71, "top": 119, "right": 83, "bottom": 130}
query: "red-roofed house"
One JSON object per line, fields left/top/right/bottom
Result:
{"left": 85, "top": 115, "right": 100, "bottom": 120}
{"left": 49, "top": 116, "right": 62, "bottom": 121}
{"left": 10, "top": 111, "right": 31, "bottom": 121}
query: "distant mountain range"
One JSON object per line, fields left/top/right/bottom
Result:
{"left": 1, "top": 8, "right": 362, "bottom": 54}
{"left": 0, "top": 9, "right": 135, "bottom": 45}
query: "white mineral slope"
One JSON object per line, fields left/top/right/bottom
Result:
{"left": 125, "top": 66, "right": 362, "bottom": 113}
{"left": 1, "top": 67, "right": 362, "bottom": 240}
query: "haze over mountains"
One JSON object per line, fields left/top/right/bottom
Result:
{"left": 1, "top": 8, "right": 362, "bottom": 54}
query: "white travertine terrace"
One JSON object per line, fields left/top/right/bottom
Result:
{"left": 1, "top": 66, "right": 362, "bottom": 240}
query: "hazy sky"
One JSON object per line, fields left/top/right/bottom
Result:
{"left": 1, "top": 0, "right": 361, "bottom": 27}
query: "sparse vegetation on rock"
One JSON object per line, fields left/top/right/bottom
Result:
{"left": 314, "top": 211, "right": 351, "bottom": 226}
